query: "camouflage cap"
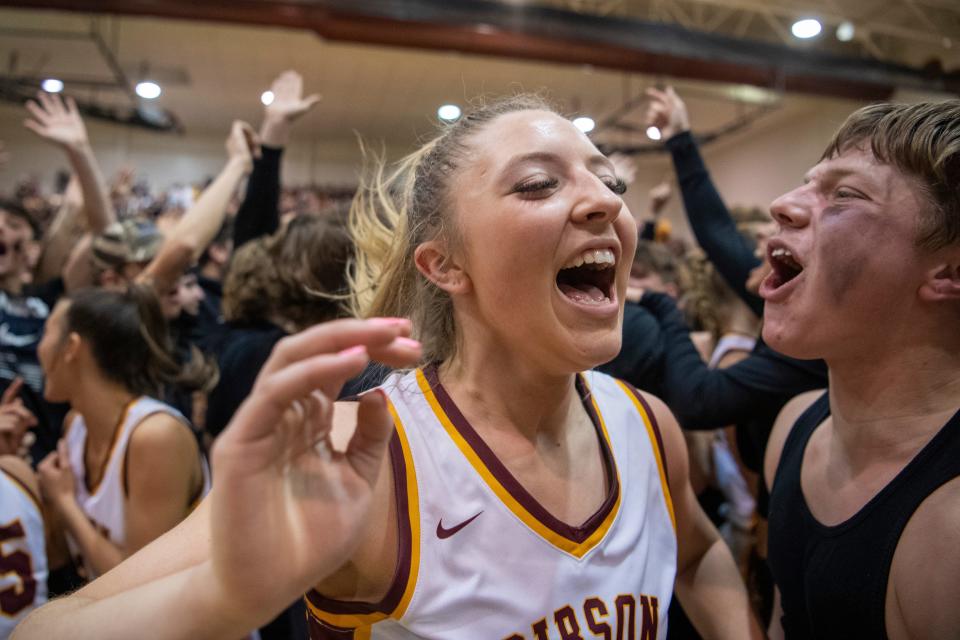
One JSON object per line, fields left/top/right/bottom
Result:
{"left": 92, "top": 219, "right": 163, "bottom": 270}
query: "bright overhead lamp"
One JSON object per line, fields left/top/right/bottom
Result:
{"left": 646, "top": 126, "right": 662, "bottom": 141}
{"left": 135, "top": 81, "right": 162, "bottom": 100}
{"left": 438, "top": 104, "right": 461, "bottom": 122}
{"left": 573, "top": 116, "right": 595, "bottom": 133}
{"left": 791, "top": 18, "right": 822, "bottom": 39}
{"left": 836, "top": 21, "right": 855, "bottom": 42}
{"left": 41, "top": 78, "right": 64, "bottom": 93}
{"left": 261, "top": 90, "right": 275, "bottom": 106}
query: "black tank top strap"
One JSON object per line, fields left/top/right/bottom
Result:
{"left": 770, "top": 392, "right": 830, "bottom": 495}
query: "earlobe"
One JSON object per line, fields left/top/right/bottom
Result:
{"left": 414, "top": 241, "right": 471, "bottom": 295}
{"left": 63, "top": 333, "right": 82, "bottom": 364}
{"left": 919, "top": 263, "right": 960, "bottom": 303}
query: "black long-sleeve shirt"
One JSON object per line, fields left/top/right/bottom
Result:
{"left": 667, "top": 131, "right": 763, "bottom": 316}
{"left": 233, "top": 144, "right": 282, "bottom": 250}
{"left": 641, "top": 293, "right": 825, "bottom": 466}
{"left": 598, "top": 302, "right": 665, "bottom": 397}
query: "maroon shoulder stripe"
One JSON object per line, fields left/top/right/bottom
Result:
{"left": 621, "top": 382, "right": 671, "bottom": 485}
{"left": 306, "top": 429, "right": 412, "bottom": 617}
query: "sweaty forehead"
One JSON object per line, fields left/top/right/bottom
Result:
{"left": 467, "top": 110, "right": 600, "bottom": 174}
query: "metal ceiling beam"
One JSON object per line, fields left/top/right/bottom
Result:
{"left": 665, "top": 0, "right": 951, "bottom": 47}
{"left": 2, "top": 0, "right": 957, "bottom": 99}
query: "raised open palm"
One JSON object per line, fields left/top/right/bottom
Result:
{"left": 24, "top": 91, "right": 89, "bottom": 150}
{"left": 209, "top": 318, "right": 420, "bottom": 617}
{"left": 266, "top": 70, "right": 321, "bottom": 123}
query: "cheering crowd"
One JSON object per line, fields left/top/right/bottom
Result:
{"left": 1, "top": 69, "right": 958, "bottom": 640}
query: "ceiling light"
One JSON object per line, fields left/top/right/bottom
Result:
{"left": 438, "top": 104, "right": 461, "bottom": 122}
{"left": 261, "top": 90, "right": 275, "bottom": 106}
{"left": 573, "top": 116, "right": 595, "bottom": 133}
{"left": 791, "top": 18, "right": 822, "bottom": 39}
{"left": 135, "top": 81, "right": 162, "bottom": 100}
{"left": 836, "top": 21, "right": 855, "bottom": 42}
{"left": 646, "top": 126, "right": 662, "bottom": 141}
{"left": 41, "top": 78, "right": 64, "bottom": 93}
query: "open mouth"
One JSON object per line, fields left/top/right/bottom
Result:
{"left": 556, "top": 248, "right": 617, "bottom": 306}
{"left": 765, "top": 246, "right": 804, "bottom": 290}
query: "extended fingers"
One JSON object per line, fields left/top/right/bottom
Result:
{"left": 232, "top": 348, "right": 371, "bottom": 446}
{"left": 260, "top": 318, "right": 413, "bottom": 377}
{"left": 24, "top": 100, "right": 50, "bottom": 126}
{"left": 36, "top": 90, "right": 56, "bottom": 114}
{"left": 272, "top": 70, "right": 301, "bottom": 95}
{"left": 65, "top": 95, "right": 79, "bottom": 117}
{"left": 2, "top": 377, "right": 24, "bottom": 405}
{"left": 365, "top": 335, "right": 422, "bottom": 369}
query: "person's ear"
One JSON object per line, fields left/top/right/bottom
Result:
{"left": 62, "top": 332, "right": 82, "bottom": 364}
{"left": 414, "top": 240, "right": 471, "bottom": 295}
{"left": 919, "top": 259, "right": 960, "bottom": 303}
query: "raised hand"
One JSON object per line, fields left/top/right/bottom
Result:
{"left": 24, "top": 92, "right": 90, "bottom": 151}
{"left": 261, "top": 70, "right": 320, "bottom": 147}
{"left": 644, "top": 86, "right": 690, "bottom": 141}
{"left": 209, "top": 318, "right": 421, "bottom": 623}
{"left": 266, "top": 70, "right": 321, "bottom": 123}
{"left": 225, "top": 120, "right": 261, "bottom": 174}
{"left": 0, "top": 378, "right": 37, "bottom": 458}
{"left": 37, "top": 439, "right": 75, "bottom": 507}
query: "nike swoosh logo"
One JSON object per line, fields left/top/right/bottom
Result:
{"left": 436, "top": 511, "right": 483, "bottom": 539}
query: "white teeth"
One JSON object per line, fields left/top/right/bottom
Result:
{"left": 771, "top": 247, "right": 792, "bottom": 258}
{"left": 562, "top": 248, "right": 615, "bottom": 270}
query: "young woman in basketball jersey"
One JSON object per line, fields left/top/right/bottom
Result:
{"left": 33, "top": 285, "right": 212, "bottom": 581}
{"left": 15, "top": 98, "right": 760, "bottom": 639}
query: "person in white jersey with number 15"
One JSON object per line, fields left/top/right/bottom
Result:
{"left": 0, "top": 454, "right": 47, "bottom": 640}
{"left": 15, "top": 96, "right": 760, "bottom": 639}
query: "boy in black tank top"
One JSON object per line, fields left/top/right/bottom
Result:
{"left": 758, "top": 100, "right": 960, "bottom": 640}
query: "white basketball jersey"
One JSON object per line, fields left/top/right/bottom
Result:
{"left": 64, "top": 396, "right": 209, "bottom": 579}
{"left": 306, "top": 367, "right": 677, "bottom": 639}
{"left": 0, "top": 466, "right": 47, "bottom": 639}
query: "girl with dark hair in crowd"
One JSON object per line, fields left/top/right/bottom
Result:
{"left": 34, "top": 285, "right": 213, "bottom": 583}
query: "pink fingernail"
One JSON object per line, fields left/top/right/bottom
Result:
{"left": 339, "top": 345, "right": 367, "bottom": 357}
{"left": 395, "top": 337, "right": 421, "bottom": 349}
{"left": 370, "top": 317, "right": 409, "bottom": 327}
